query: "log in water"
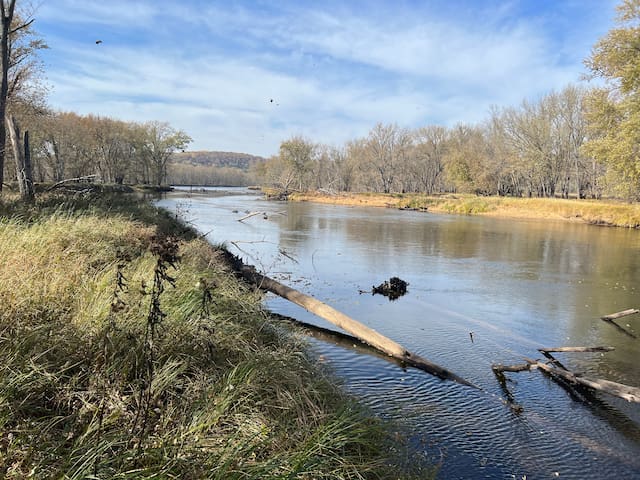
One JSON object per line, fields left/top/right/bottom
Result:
{"left": 238, "top": 263, "right": 478, "bottom": 388}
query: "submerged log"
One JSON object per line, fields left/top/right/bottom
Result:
{"left": 536, "top": 347, "right": 615, "bottom": 373}
{"left": 238, "top": 264, "right": 477, "bottom": 388}
{"left": 533, "top": 361, "right": 640, "bottom": 403}
{"left": 493, "top": 352, "right": 640, "bottom": 404}
{"left": 491, "top": 363, "right": 535, "bottom": 373}
{"left": 539, "top": 346, "right": 615, "bottom": 353}
{"left": 538, "top": 349, "right": 568, "bottom": 370}
{"left": 273, "top": 313, "right": 410, "bottom": 369}
{"left": 600, "top": 313, "right": 638, "bottom": 339}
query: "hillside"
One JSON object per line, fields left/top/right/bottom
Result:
{"left": 171, "top": 150, "right": 266, "bottom": 170}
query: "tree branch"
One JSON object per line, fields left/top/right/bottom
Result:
{"left": 9, "top": 18, "right": 34, "bottom": 35}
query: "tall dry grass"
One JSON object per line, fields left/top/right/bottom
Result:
{"left": 0, "top": 192, "right": 429, "bottom": 479}
{"left": 289, "top": 191, "right": 640, "bottom": 228}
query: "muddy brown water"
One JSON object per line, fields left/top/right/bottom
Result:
{"left": 157, "top": 187, "right": 640, "bottom": 479}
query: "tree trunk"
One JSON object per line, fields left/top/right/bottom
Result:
{"left": 0, "top": 0, "right": 16, "bottom": 192}
{"left": 7, "top": 115, "right": 34, "bottom": 200}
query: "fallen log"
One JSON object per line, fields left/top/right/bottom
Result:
{"left": 272, "top": 312, "right": 408, "bottom": 368}
{"left": 600, "top": 317, "right": 638, "bottom": 339}
{"left": 493, "top": 357, "right": 640, "bottom": 404}
{"left": 491, "top": 363, "right": 535, "bottom": 373}
{"left": 539, "top": 346, "right": 615, "bottom": 353}
{"left": 537, "top": 347, "right": 615, "bottom": 372}
{"left": 601, "top": 309, "right": 639, "bottom": 321}
{"left": 237, "top": 211, "right": 265, "bottom": 222}
{"left": 533, "top": 361, "right": 640, "bottom": 403}
{"left": 45, "top": 174, "right": 97, "bottom": 191}
{"left": 538, "top": 349, "right": 568, "bottom": 370}
{"left": 238, "top": 264, "right": 477, "bottom": 388}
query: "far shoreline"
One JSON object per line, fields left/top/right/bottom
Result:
{"left": 275, "top": 190, "right": 640, "bottom": 229}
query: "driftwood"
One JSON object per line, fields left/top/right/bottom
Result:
{"left": 238, "top": 264, "right": 477, "bottom": 388}
{"left": 539, "top": 346, "right": 615, "bottom": 353}
{"left": 533, "top": 361, "right": 640, "bottom": 403}
{"left": 492, "top": 346, "right": 640, "bottom": 404}
{"left": 237, "top": 211, "right": 265, "bottom": 222}
{"left": 601, "top": 309, "right": 639, "bottom": 321}
{"left": 271, "top": 312, "right": 408, "bottom": 368}
{"left": 600, "top": 309, "right": 638, "bottom": 339}
{"left": 492, "top": 363, "right": 535, "bottom": 373}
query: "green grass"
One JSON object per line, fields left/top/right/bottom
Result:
{"left": 0, "top": 191, "right": 430, "bottom": 479}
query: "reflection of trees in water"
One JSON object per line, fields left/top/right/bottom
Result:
{"left": 276, "top": 203, "right": 640, "bottom": 388}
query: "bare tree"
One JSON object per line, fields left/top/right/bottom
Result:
{"left": 364, "top": 123, "right": 412, "bottom": 193}
{"left": 411, "top": 125, "right": 448, "bottom": 194}
{"left": 0, "top": 1, "right": 44, "bottom": 191}
{"left": 0, "top": 0, "right": 17, "bottom": 190}
{"left": 141, "top": 121, "right": 191, "bottom": 186}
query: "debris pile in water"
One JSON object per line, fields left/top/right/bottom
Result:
{"left": 372, "top": 277, "right": 408, "bottom": 301}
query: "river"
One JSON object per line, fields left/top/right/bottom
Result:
{"left": 157, "top": 187, "right": 640, "bottom": 480}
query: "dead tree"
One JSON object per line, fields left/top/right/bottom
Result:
{"left": 6, "top": 115, "right": 33, "bottom": 200}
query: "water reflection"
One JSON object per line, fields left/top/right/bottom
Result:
{"left": 158, "top": 188, "right": 640, "bottom": 479}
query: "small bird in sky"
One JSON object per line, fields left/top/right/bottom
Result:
{"left": 95, "top": 40, "right": 103, "bottom": 44}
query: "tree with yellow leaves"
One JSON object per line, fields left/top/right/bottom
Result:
{"left": 584, "top": 0, "right": 640, "bottom": 199}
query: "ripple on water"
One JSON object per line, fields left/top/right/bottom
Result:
{"left": 158, "top": 192, "right": 640, "bottom": 480}
{"left": 311, "top": 338, "right": 640, "bottom": 479}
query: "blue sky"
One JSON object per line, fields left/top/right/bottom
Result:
{"left": 35, "top": 0, "right": 618, "bottom": 157}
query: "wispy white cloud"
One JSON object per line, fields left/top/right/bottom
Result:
{"left": 35, "top": 0, "right": 617, "bottom": 156}
{"left": 37, "top": 0, "right": 157, "bottom": 28}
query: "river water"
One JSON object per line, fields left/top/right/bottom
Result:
{"left": 157, "top": 187, "right": 640, "bottom": 480}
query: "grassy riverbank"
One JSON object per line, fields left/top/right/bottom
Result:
{"left": 0, "top": 192, "right": 427, "bottom": 479}
{"left": 287, "top": 191, "right": 640, "bottom": 228}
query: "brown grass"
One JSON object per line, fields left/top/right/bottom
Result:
{"left": 288, "top": 192, "right": 640, "bottom": 228}
{"left": 0, "top": 192, "right": 431, "bottom": 479}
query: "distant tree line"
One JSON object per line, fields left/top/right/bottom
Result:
{"left": 2, "top": 0, "right": 640, "bottom": 199}
{"left": 14, "top": 112, "right": 190, "bottom": 186}
{"left": 255, "top": 84, "right": 605, "bottom": 199}
{"left": 171, "top": 151, "right": 264, "bottom": 169}
{"left": 166, "top": 151, "right": 263, "bottom": 186}
{"left": 256, "top": 1, "right": 640, "bottom": 201}
{"left": 167, "top": 163, "right": 254, "bottom": 186}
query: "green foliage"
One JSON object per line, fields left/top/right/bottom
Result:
{"left": 584, "top": 0, "right": 640, "bottom": 199}
{"left": 585, "top": 0, "right": 640, "bottom": 94}
{"left": 278, "top": 136, "right": 317, "bottom": 192}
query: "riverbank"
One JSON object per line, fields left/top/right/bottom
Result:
{"left": 0, "top": 192, "right": 428, "bottom": 479}
{"left": 287, "top": 191, "right": 640, "bottom": 228}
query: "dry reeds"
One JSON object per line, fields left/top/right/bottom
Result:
{"left": 289, "top": 191, "right": 640, "bottom": 228}
{"left": 0, "top": 192, "right": 427, "bottom": 479}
